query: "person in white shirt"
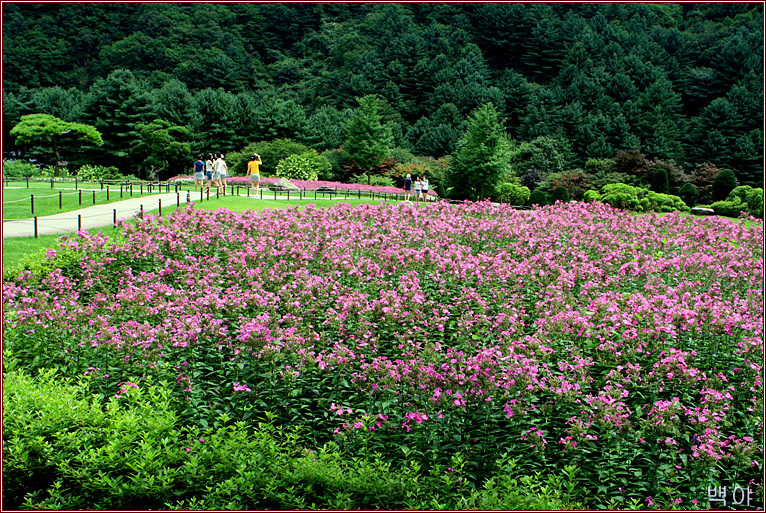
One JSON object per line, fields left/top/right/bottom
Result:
{"left": 421, "top": 177, "right": 429, "bottom": 201}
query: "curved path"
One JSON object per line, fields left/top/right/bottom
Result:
{"left": 2, "top": 193, "right": 185, "bottom": 238}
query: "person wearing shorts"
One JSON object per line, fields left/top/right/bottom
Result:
{"left": 414, "top": 177, "right": 422, "bottom": 202}
{"left": 247, "top": 154, "right": 262, "bottom": 193}
{"left": 193, "top": 156, "right": 205, "bottom": 192}
{"left": 421, "top": 177, "right": 429, "bottom": 202}
{"left": 213, "top": 152, "right": 227, "bottom": 193}
{"left": 404, "top": 173, "right": 412, "bottom": 201}
{"left": 203, "top": 153, "right": 214, "bottom": 192}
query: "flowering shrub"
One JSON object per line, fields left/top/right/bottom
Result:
{"left": 2, "top": 201, "right": 762, "bottom": 509}
{"left": 275, "top": 150, "right": 331, "bottom": 181}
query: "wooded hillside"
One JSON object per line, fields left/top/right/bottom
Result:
{"left": 2, "top": 3, "right": 763, "bottom": 186}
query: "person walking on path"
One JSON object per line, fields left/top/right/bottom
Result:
{"left": 213, "top": 152, "right": 228, "bottom": 194}
{"left": 403, "top": 173, "right": 412, "bottom": 201}
{"left": 421, "top": 176, "right": 429, "bottom": 202}
{"left": 203, "top": 153, "right": 215, "bottom": 192}
{"left": 193, "top": 155, "right": 205, "bottom": 192}
{"left": 247, "top": 154, "right": 262, "bottom": 194}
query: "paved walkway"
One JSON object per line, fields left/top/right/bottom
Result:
{"left": 2, "top": 192, "right": 186, "bottom": 238}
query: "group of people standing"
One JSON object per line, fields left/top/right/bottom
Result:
{"left": 403, "top": 173, "right": 430, "bottom": 202}
{"left": 192, "top": 153, "right": 262, "bottom": 194}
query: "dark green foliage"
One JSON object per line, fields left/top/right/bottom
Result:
{"left": 650, "top": 168, "right": 670, "bottom": 194}
{"left": 1, "top": 3, "right": 762, "bottom": 187}
{"left": 712, "top": 168, "right": 738, "bottom": 201}
{"left": 550, "top": 185, "right": 570, "bottom": 203}
{"left": 677, "top": 183, "right": 699, "bottom": 207}
{"left": 527, "top": 188, "right": 549, "bottom": 206}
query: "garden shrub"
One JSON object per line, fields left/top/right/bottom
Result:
{"left": 650, "top": 167, "right": 669, "bottom": 194}
{"left": 746, "top": 188, "right": 763, "bottom": 218}
{"left": 710, "top": 200, "right": 746, "bottom": 218}
{"left": 3, "top": 369, "right": 584, "bottom": 511}
{"left": 639, "top": 191, "right": 691, "bottom": 213}
{"left": 76, "top": 164, "right": 122, "bottom": 181}
{"left": 582, "top": 190, "right": 600, "bottom": 203}
{"left": 710, "top": 185, "right": 764, "bottom": 218}
{"left": 550, "top": 185, "right": 570, "bottom": 203}
{"left": 711, "top": 168, "right": 738, "bottom": 201}
{"left": 350, "top": 173, "right": 395, "bottom": 187}
{"left": 494, "top": 183, "right": 530, "bottom": 205}
{"left": 231, "top": 139, "right": 311, "bottom": 177}
{"left": 598, "top": 182, "right": 644, "bottom": 210}
{"left": 2, "top": 160, "right": 41, "bottom": 178}
{"left": 275, "top": 150, "right": 331, "bottom": 181}
{"left": 677, "top": 183, "right": 699, "bottom": 207}
{"left": 527, "top": 188, "right": 548, "bottom": 206}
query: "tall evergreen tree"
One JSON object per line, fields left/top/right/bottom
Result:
{"left": 447, "top": 102, "right": 512, "bottom": 200}
{"left": 343, "top": 94, "right": 392, "bottom": 171}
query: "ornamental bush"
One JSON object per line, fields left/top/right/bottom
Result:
{"left": 745, "top": 188, "right": 763, "bottom": 218}
{"left": 582, "top": 190, "right": 600, "bottom": 203}
{"left": 527, "top": 188, "right": 549, "bottom": 206}
{"left": 2, "top": 160, "right": 41, "bottom": 178}
{"left": 710, "top": 200, "right": 746, "bottom": 218}
{"left": 598, "top": 183, "right": 644, "bottom": 211}
{"left": 494, "top": 183, "right": 530, "bottom": 205}
{"left": 639, "top": 191, "right": 691, "bottom": 213}
{"left": 677, "top": 183, "right": 699, "bottom": 207}
{"left": 550, "top": 185, "right": 570, "bottom": 203}
{"left": 76, "top": 164, "right": 122, "bottom": 181}
{"left": 275, "top": 151, "right": 331, "bottom": 181}
{"left": 711, "top": 185, "right": 764, "bottom": 218}
{"left": 711, "top": 168, "right": 738, "bottom": 201}
{"left": 649, "top": 168, "right": 670, "bottom": 194}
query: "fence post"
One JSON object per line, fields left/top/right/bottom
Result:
{"left": 287, "top": 190, "right": 290, "bottom": 201}
{"left": 92, "top": 191, "right": 96, "bottom": 205}
{"left": 139, "top": 205, "right": 143, "bottom": 219}
{"left": 177, "top": 192, "right": 180, "bottom": 208}
{"left": 51, "top": 178, "right": 54, "bottom": 189}
{"left": 200, "top": 189, "right": 203, "bottom": 202}
{"left": 30, "top": 194, "right": 34, "bottom": 215}
{"left": 315, "top": 189, "right": 317, "bottom": 200}
{"left": 106, "top": 186, "right": 109, "bottom": 201}
{"left": 120, "top": 185, "right": 123, "bottom": 198}
{"left": 274, "top": 189, "right": 277, "bottom": 201}
{"left": 113, "top": 209, "right": 117, "bottom": 226}
{"left": 79, "top": 190, "right": 82, "bottom": 205}
{"left": 100, "top": 181, "right": 103, "bottom": 191}
{"left": 59, "top": 191, "right": 62, "bottom": 209}
{"left": 78, "top": 214, "right": 81, "bottom": 232}
{"left": 159, "top": 199, "right": 162, "bottom": 217}
{"left": 75, "top": 177, "right": 77, "bottom": 190}
{"left": 260, "top": 189, "right": 262, "bottom": 200}
{"left": 26, "top": 176, "right": 29, "bottom": 188}
{"left": 34, "top": 216, "right": 38, "bottom": 238}
{"left": 140, "top": 184, "right": 143, "bottom": 195}
{"left": 130, "top": 184, "right": 133, "bottom": 196}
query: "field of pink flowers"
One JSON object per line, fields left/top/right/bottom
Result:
{"left": 3, "top": 200, "right": 762, "bottom": 508}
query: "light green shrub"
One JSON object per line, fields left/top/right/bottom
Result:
{"left": 76, "top": 164, "right": 122, "bottom": 181}
{"left": 2, "top": 160, "right": 42, "bottom": 178}
{"left": 745, "top": 188, "right": 763, "bottom": 218}
{"left": 598, "top": 183, "right": 644, "bottom": 211}
{"left": 583, "top": 190, "right": 600, "bottom": 203}
{"left": 275, "top": 151, "right": 331, "bottom": 181}
{"left": 710, "top": 200, "right": 747, "bottom": 218}
{"left": 639, "top": 191, "right": 691, "bottom": 213}
{"left": 494, "top": 183, "right": 530, "bottom": 205}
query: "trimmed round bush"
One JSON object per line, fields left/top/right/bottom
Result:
{"left": 745, "top": 188, "right": 763, "bottom": 218}
{"left": 650, "top": 168, "right": 670, "bottom": 194}
{"left": 550, "top": 185, "right": 570, "bottom": 203}
{"left": 677, "top": 183, "right": 699, "bottom": 207}
{"left": 494, "top": 183, "right": 531, "bottom": 205}
{"left": 712, "top": 168, "right": 737, "bottom": 201}
{"left": 275, "top": 151, "right": 331, "bottom": 181}
{"left": 527, "top": 188, "right": 549, "bottom": 206}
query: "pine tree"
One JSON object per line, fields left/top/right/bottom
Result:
{"left": 448, "top": 102, "right": 512, "bottom": 201}
{"left": 343, "top": 95, "right": 393, "bottom": 171}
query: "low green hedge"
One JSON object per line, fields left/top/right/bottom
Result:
{"left": 3, "top": 369, "right": 584, "bottom": 510}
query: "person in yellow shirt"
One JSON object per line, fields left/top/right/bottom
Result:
{"left": 247, "top": 154, "right": 262, "bottom": 193}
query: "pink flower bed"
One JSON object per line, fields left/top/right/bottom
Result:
{"left": 2, "top": 200, "right": 762, "bottom": 505}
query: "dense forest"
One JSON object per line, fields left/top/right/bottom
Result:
{"left": 2, "top": 2, "right": 763, "bottom": 189}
